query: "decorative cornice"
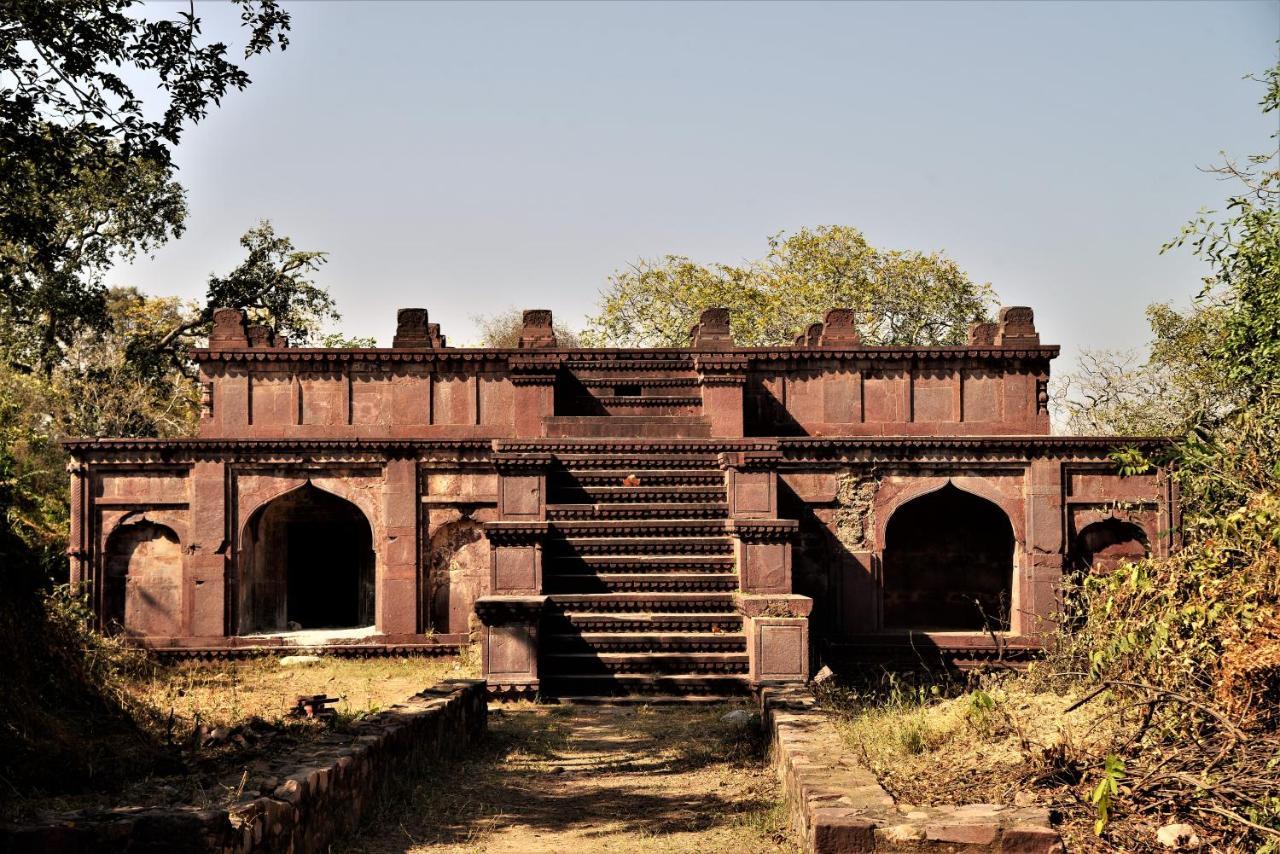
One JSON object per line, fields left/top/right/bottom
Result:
{"left": 492, "top": 452, "right": 555, "bottom": 473}
{"left": 727, "top": 519, "right": 799, "bottom": 542}
{"left": 482, "top": 521, "right": 552, "bottom": 544}
{"left": 719, "top": 450, "right": 785, "bottom": 471}
{"left": 474, "top": 595, "right": 548, "bottom": 625}
{"left": 191, "top": 345, "right": 1061, "bottom": 367}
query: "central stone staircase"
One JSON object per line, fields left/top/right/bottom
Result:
{"left": 539, "top": 448, "right": 751, "bottom": 699}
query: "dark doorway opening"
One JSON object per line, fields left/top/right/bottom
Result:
{"left": 882, "top": 484, "right": 1014, "bottom": 631}
{"left": 240, "top": 484, "right": 375, "bottom": 633}
{"left": 1073, "top": 518, "right": 1148, "bottom": 573}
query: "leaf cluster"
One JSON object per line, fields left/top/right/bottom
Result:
{"left": 583, "top": 225, "right": 997, "bottom": 347}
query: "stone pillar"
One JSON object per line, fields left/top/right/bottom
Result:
{"left": 480, "top": 453, "right": 553, "bottom": 695}
{"left": 188, "top": 460, "right": 228, "bottom": 637}
{"left": 66, "top": 459, "right": 90, "bottom": 591}
{"left": 475, "top": 596, "right": 547, "bottom": 697}
{"left": 697, "top": 355, "right": 748, "bottom": 438}
{"left": 509, "top": 354, "right": 560, "bottom": 439}
{"left": 380, "top": 455, "right": 420, "bottom": 635}
{"left": 1022, "top": 458, "right": 1064, "bottom": 638}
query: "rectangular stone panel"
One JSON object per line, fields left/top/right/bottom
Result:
{"left": 756, "top": 619, "right": 808, "bottom": 681}
{"left": 434, "top": 373, "right": 477, "bottom": 425}
{"left": 300, "top": 372, "right": 345, "bottom": 426}
{"left": 95, "top": 473, "right": 188, "bottom": 503}
{"left": 389, "top": 367, "right": 430, "bottom": 426}
{"left": 863, "top": 369, "right": 905, "bottom": 423}
{"left": 913, "top": 368, "right": 955, "bottom": 423}
{"left": 486, "top": 624, "right": 535, "bottom": 677}
{"left": 500, "top": 475, "right": 542, "bottom": 519}
{"left": 351, "top": 366, "right": 388, "bottom": 426}
{"left": 740, "top": 540, "right": 790, "bottom": 593}
{"left": 786, "top": 371, "right": 823, "bottom": 427}
{"left": 479, "top": 374, "right": 514, "bottom": 428}
{"left": 962, "top": 369, "right": 1002, "bottom": 422}
{"left": 822, "top": 369, "right": 858, "bottom": 424}
{"left": 248, "top": 371, "right": 293, "bottom": 426}
{"left": 493, "top": 545, "right": 539, "bottom": 593}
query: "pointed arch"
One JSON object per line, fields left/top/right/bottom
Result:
{"left": 882, "top": 482, "right": 1015, "bottom": 631}
{"left": 104, "top": 520, "right": 184, "bottom": 637}
{"left": 238, "top": 482, "right": 375, "bottom": 634}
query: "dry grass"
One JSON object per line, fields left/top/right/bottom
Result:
{"left": 824, "top": 673, "right": 1147, "bottom": 852}
{"left": 349, "top": 703, "right": 797, "bottom": 853}
{"left": 122, "top": 651, "right": 480, "bottom": 735}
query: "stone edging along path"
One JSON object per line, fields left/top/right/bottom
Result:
{"left": 1, "top": 679, "right": 487, "bottom": 854}
{"left": 760, "top": 688, "right": 1064, "bottom": 853}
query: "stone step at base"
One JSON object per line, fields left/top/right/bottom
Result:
{"left": 545, "top": 632, "right": 747, "bottom": 653}
{"left": 545, "top": 651, "right": 749, "bottom": 675}
{"left": 548, "top": 593, "right": 737, "bottom": 613}
{"left": 547, "top": 503, "right": 730, "bottom": 521}
{"left": 546, "top": 573, "right": 739, "bottom": 593}
{"left": 540, "top": 674, "right": 750, "bottom": 697}
{"left": 551, "top": 613, "right": 744, "bottom": 633}
{"left": 550, "top": 519, "right": 730, "bottom": 536}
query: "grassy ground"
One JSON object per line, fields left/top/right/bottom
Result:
{"left": 121, "top": 649, "right": 480, "bottom": 734}
{"left": 1, "top": 651, "right": 479, "bottom": 821}
{"left": 349, "top": 703, "right": 797, "bottom": 854}
{"left": 822, "top": 671, "right": 1140, "bottom": 852}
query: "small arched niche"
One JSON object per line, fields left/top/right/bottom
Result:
{"left": 882, "top": 483, "right": 1014, "bottom": 631}
{"left": 239, "top": 483, "right": 375, "bottom": 634}
{"left": 104, "top": 521, "right": 183, "bottom": 637}
{"left": 1074, "top": 518, "right": 1149, "bottom": 573}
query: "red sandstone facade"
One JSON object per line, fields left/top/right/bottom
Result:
{"left": 66, "top": 306, "right": 1176, "bottom": 696}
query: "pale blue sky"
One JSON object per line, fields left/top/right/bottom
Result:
{"left": 116, "top": 1, "right": 1279, "bottom": 365}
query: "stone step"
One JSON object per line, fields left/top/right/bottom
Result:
{"left": 551, "top": 612, "right": 743, "bottom": 633}
{"left": 546, "top": 572, "right": 739, "bottom": 593}
{"left": 550, "top": 519, "right": 729, "bottom": 536}
{"left": 540, "top": 673, "right": 750, "bottom": 697}
{"left": 566, "top": 485, "right": 727, "bottom": 503}
{"left": 549, "top": 536, "right": 733, "bottom": 556}
{"left": 547, "top": 554, "right": 735, "bottom": 572}
{"left": 546, "top": 632, "right": 747, "bottom": 653}
{"left": 577, "top": 376, "right": 700, "bottom": 389}
{"left": 545, "top": 651, "right": 749, "bottom": 675}
{"left": 544, "top": 416, "right": 712, "bottom": 439}
{"left": 554, "top": 469, "right": 723, "bottom": 486}
{"left": 549, "top": 593, "right": 737, "bottom": 613}
{"left": 547, "top": 503, "right": 730, "bottom": 521}
{"left": 554, "top": 453, "right": 723, "bottom": 470}
{"left": 597, "top": 397, "right": 702, "bottom": 416}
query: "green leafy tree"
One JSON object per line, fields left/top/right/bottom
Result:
{"left": 585, "top": 226, "right": 997, "bottom": 347}
{"left": 0, "top": 0, "right": 290, "bottom": 369}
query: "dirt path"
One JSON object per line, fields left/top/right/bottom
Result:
{"left": 347, "top": 702, "right": 796, "bottom": 853}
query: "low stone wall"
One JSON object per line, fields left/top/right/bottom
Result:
{"left": 761, "top": 688, "right": 1063, "bottom": 853}
{"left": 2, "top": 679, "right": 487, "bottom": 854}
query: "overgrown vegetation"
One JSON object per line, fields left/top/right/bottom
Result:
{"left": 830, "top": 60, "right": 1280, "bottom": 851}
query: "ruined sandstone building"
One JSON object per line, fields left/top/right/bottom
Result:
{"left": 66, "top": 306, "right": 1175, "bottom": 697}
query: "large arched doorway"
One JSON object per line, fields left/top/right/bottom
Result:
{"left": 882, "top": 484, "right": 1014, "bottom": 631}
{"left": 104, "top": 521, "right": 183, "bottom": 637}
{"left": 239, "top": 484, "right": 375, "bottom": 634}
